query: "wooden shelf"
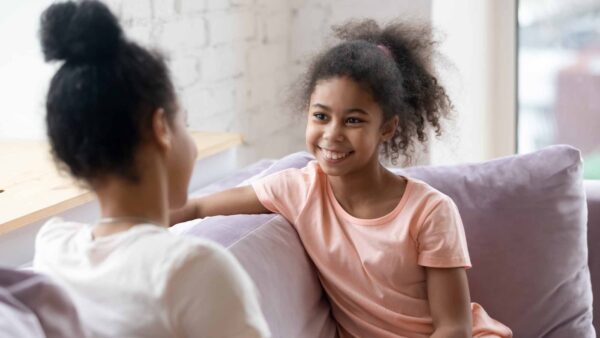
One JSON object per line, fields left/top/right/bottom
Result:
{"left": 0, "top": 131, "right": 242, "bottom": 235}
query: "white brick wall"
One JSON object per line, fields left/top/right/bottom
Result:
{"left": 0, "top": 0, "right": 431, "bottom": 164}
{"left": 105, "top": 0, "right": 431, "bottom": 167}
{"left": 0, "top": 0, "right": 432, "bottom": 167}
{"left": 3, "top": 0, "right": 519, "bottom": 169}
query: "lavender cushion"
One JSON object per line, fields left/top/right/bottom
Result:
{"left": 585, "top": 180, "right": 600, "bottom": 333}
{"left": 0, "top": 268, "right": 86, "bottom": 338}
{"left": 397, "top": 145, "right": 594, "bottom": 337}
{"left": 0, "top": 289, "right": 45, "bottom": 338}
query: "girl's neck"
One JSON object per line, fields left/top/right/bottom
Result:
{"left": 327, "top": 159, "right": 402, "bottom": 213}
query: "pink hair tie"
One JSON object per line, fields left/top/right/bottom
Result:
{"left": 377, "top": 44, "right": 392, "bottom": 57}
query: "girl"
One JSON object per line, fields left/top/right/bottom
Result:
{"left": 172, "top": 20, "right": 512, "bottom": 338}
{"left": 33, "top": 1, "right": 270, "bottom": 337}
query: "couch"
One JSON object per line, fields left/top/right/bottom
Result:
{"left": 173, "top": 145, "right": 597, "bottom": 337}
{"left": 1, "top": 145, "right": 597, "bottom": 337}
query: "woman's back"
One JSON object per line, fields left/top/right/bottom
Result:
{"left": 34, "top": 218, "right": 268, "bottom": 337}
{"left": 34, "top": 1, "right": 270, "bottom": 336}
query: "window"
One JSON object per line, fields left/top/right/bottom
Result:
{"left": 518, "top": 0, "right": 600, "bottom": 179}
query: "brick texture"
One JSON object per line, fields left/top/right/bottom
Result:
{"left": 109, "top": 0, "right": 431, "bottom": 167}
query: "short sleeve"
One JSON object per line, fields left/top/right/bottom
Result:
{"left": 33, "top": 218, "right": 85, "bottom": 272}
{"left": 251, "top": 164, "right": 315, "bottom": 224}
{"left": 165, "top": 244, "right": 270, "bottom": 338}
{"left": 416, "top": 197, "right": 472, "bottom": 268}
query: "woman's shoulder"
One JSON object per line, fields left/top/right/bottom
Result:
{"left": 95, "top": 229, "right": 246, "bottom": 287}
{"left": 141, "top": 228, "right": 229, "bottom": 262}
{"left": 36, "top": 217, "right": 88, "bottom": 247}
{"left": 154, "top": 232, "right": 240, "bottom": 273}
{"left": 39, "top": 217, "right": 87, "bottom": 231}
{"left": 159, "top": 234, "right": 253, "bottom": 294}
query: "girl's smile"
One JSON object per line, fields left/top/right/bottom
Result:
{"left": 317, "top": 146, "right": 354, "bottom": 163}
{"left": 306, "top": 76, "right": 395, "bottom": 177}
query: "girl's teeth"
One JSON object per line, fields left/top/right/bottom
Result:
{"left": 324, "top": 149, "right": 348, "bottom": 160}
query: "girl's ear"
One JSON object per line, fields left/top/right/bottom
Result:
{"left": 151, "top": 108, "right": 171, "bottom": 152}
{"left": 381, "top": 116, "right": 399, "bottom": 142}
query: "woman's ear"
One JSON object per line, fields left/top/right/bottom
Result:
{"left": 151, "top": 108, "right": 171, "bottom": 152}
{"left": 381, "top": 116, "right": 399, "bottom": 142}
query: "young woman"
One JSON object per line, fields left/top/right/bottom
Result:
{"left": 33, "top": 1, "right": 270, "bottom": 337}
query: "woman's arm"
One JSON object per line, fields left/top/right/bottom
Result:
{"left": 170, "top": 185, "right": 271, "bottom": 225}
{"left": 426, "top": 267, "right": 472, "bottom": 338}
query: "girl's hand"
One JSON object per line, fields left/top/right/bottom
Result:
{"left": 169, "top": 186, "right": 271, "bottom": 226}
{"left": 426, "top": 267, "right": 472, "bottom": 338}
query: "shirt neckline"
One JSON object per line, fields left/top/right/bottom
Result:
{"left": 85, "top": 223, "right": 166, "bottom": 242}
{"left": 325, "top": 174, "right": 413, "bottom": 226}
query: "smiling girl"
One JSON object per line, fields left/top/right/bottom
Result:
{"left": 172, "top": 19, "right": 512, "bottom": 338}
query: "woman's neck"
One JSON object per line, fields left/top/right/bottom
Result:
{"left": 92, "top": 155, "right": 169, "bottom": 237}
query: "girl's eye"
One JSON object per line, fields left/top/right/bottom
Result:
{"left": 313, "top": 113, "right": 327, "bottom": 121}
{"left": 346, "top": 117, "right": 363, "bottom": 124}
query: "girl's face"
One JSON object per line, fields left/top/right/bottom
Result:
{"left": 166, "top": 107, "right": 197, "bottom": 209}
{"left": 306, "top": 76, "right": 395, "bottom": 177}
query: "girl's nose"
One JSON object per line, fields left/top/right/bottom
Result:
{"left": 324, "top": 121, "right": 345, "bottom": 142}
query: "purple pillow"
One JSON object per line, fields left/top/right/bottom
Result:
{"left": 585, "top": 180, "right": 600, "bottom": 333}
{"left": 0, "top": 268, "right": 87, "bottom": 338}
{"left": 0, "top": 289, "right": 45, "bottom": 338}
{"left": 396, "top": 145, "right": 594, "bottom": 337}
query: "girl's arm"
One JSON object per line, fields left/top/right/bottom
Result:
{"left": 426, "top": 267, "right": 472, "bottom": 338}
{"left": 170, "top": 186, "right": 271, "bottom": 225}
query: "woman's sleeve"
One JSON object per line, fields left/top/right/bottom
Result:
{"left": 416, "top": 196, "right": 472, "bottom": 269}
{"left": 166, "top": 245, "right": 271, "bottom": 338}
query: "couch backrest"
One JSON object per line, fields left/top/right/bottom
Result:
{"left": 176, "top": 149, "right": 598, "bottom": 337}
{"left": 585, "top": 180, "right": 600, "bottom": 333}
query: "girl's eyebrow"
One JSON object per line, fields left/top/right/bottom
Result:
{"left": 311, "top": 103, "right": 368, "bottom": 115}
{"left": 345, "top": 108, "right": 368, "bottom": 115}
{"left": 311, "top": 103, "right": 331, "bottom": 111}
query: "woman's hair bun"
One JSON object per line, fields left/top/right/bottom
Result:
{"left": 40, "top": 0, "right": 123, "bottom": 63}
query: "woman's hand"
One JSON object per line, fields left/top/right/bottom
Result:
{"left": 169, "top": 186, "right": 271, "bottom": 226}
{"left": 426, "top": 267, "right": 472, "bottom": 338}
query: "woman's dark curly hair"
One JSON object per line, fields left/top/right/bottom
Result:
{"left": 298, "top": 19, "right": 452, "bottom": 164}
{"left": 40, "top": 0, "right": 177, "bottom": 183}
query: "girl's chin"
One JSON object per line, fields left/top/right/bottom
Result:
{"left": 317, "top": 159, "right": 352, "bottom": 177}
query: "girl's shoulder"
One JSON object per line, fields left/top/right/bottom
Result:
{"left": 255, "top": 160, "right": 323, "bottom": 187}
{"left": 402, "top": 176, "right": 457, "bottom": 212}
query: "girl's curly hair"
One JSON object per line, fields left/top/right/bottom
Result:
{"left": 297, "top": 19, "right": 453, "bottom": 165}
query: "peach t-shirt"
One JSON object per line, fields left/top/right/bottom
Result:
{"left": 252, "top": 161, "right": 512, "bottom": 338}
